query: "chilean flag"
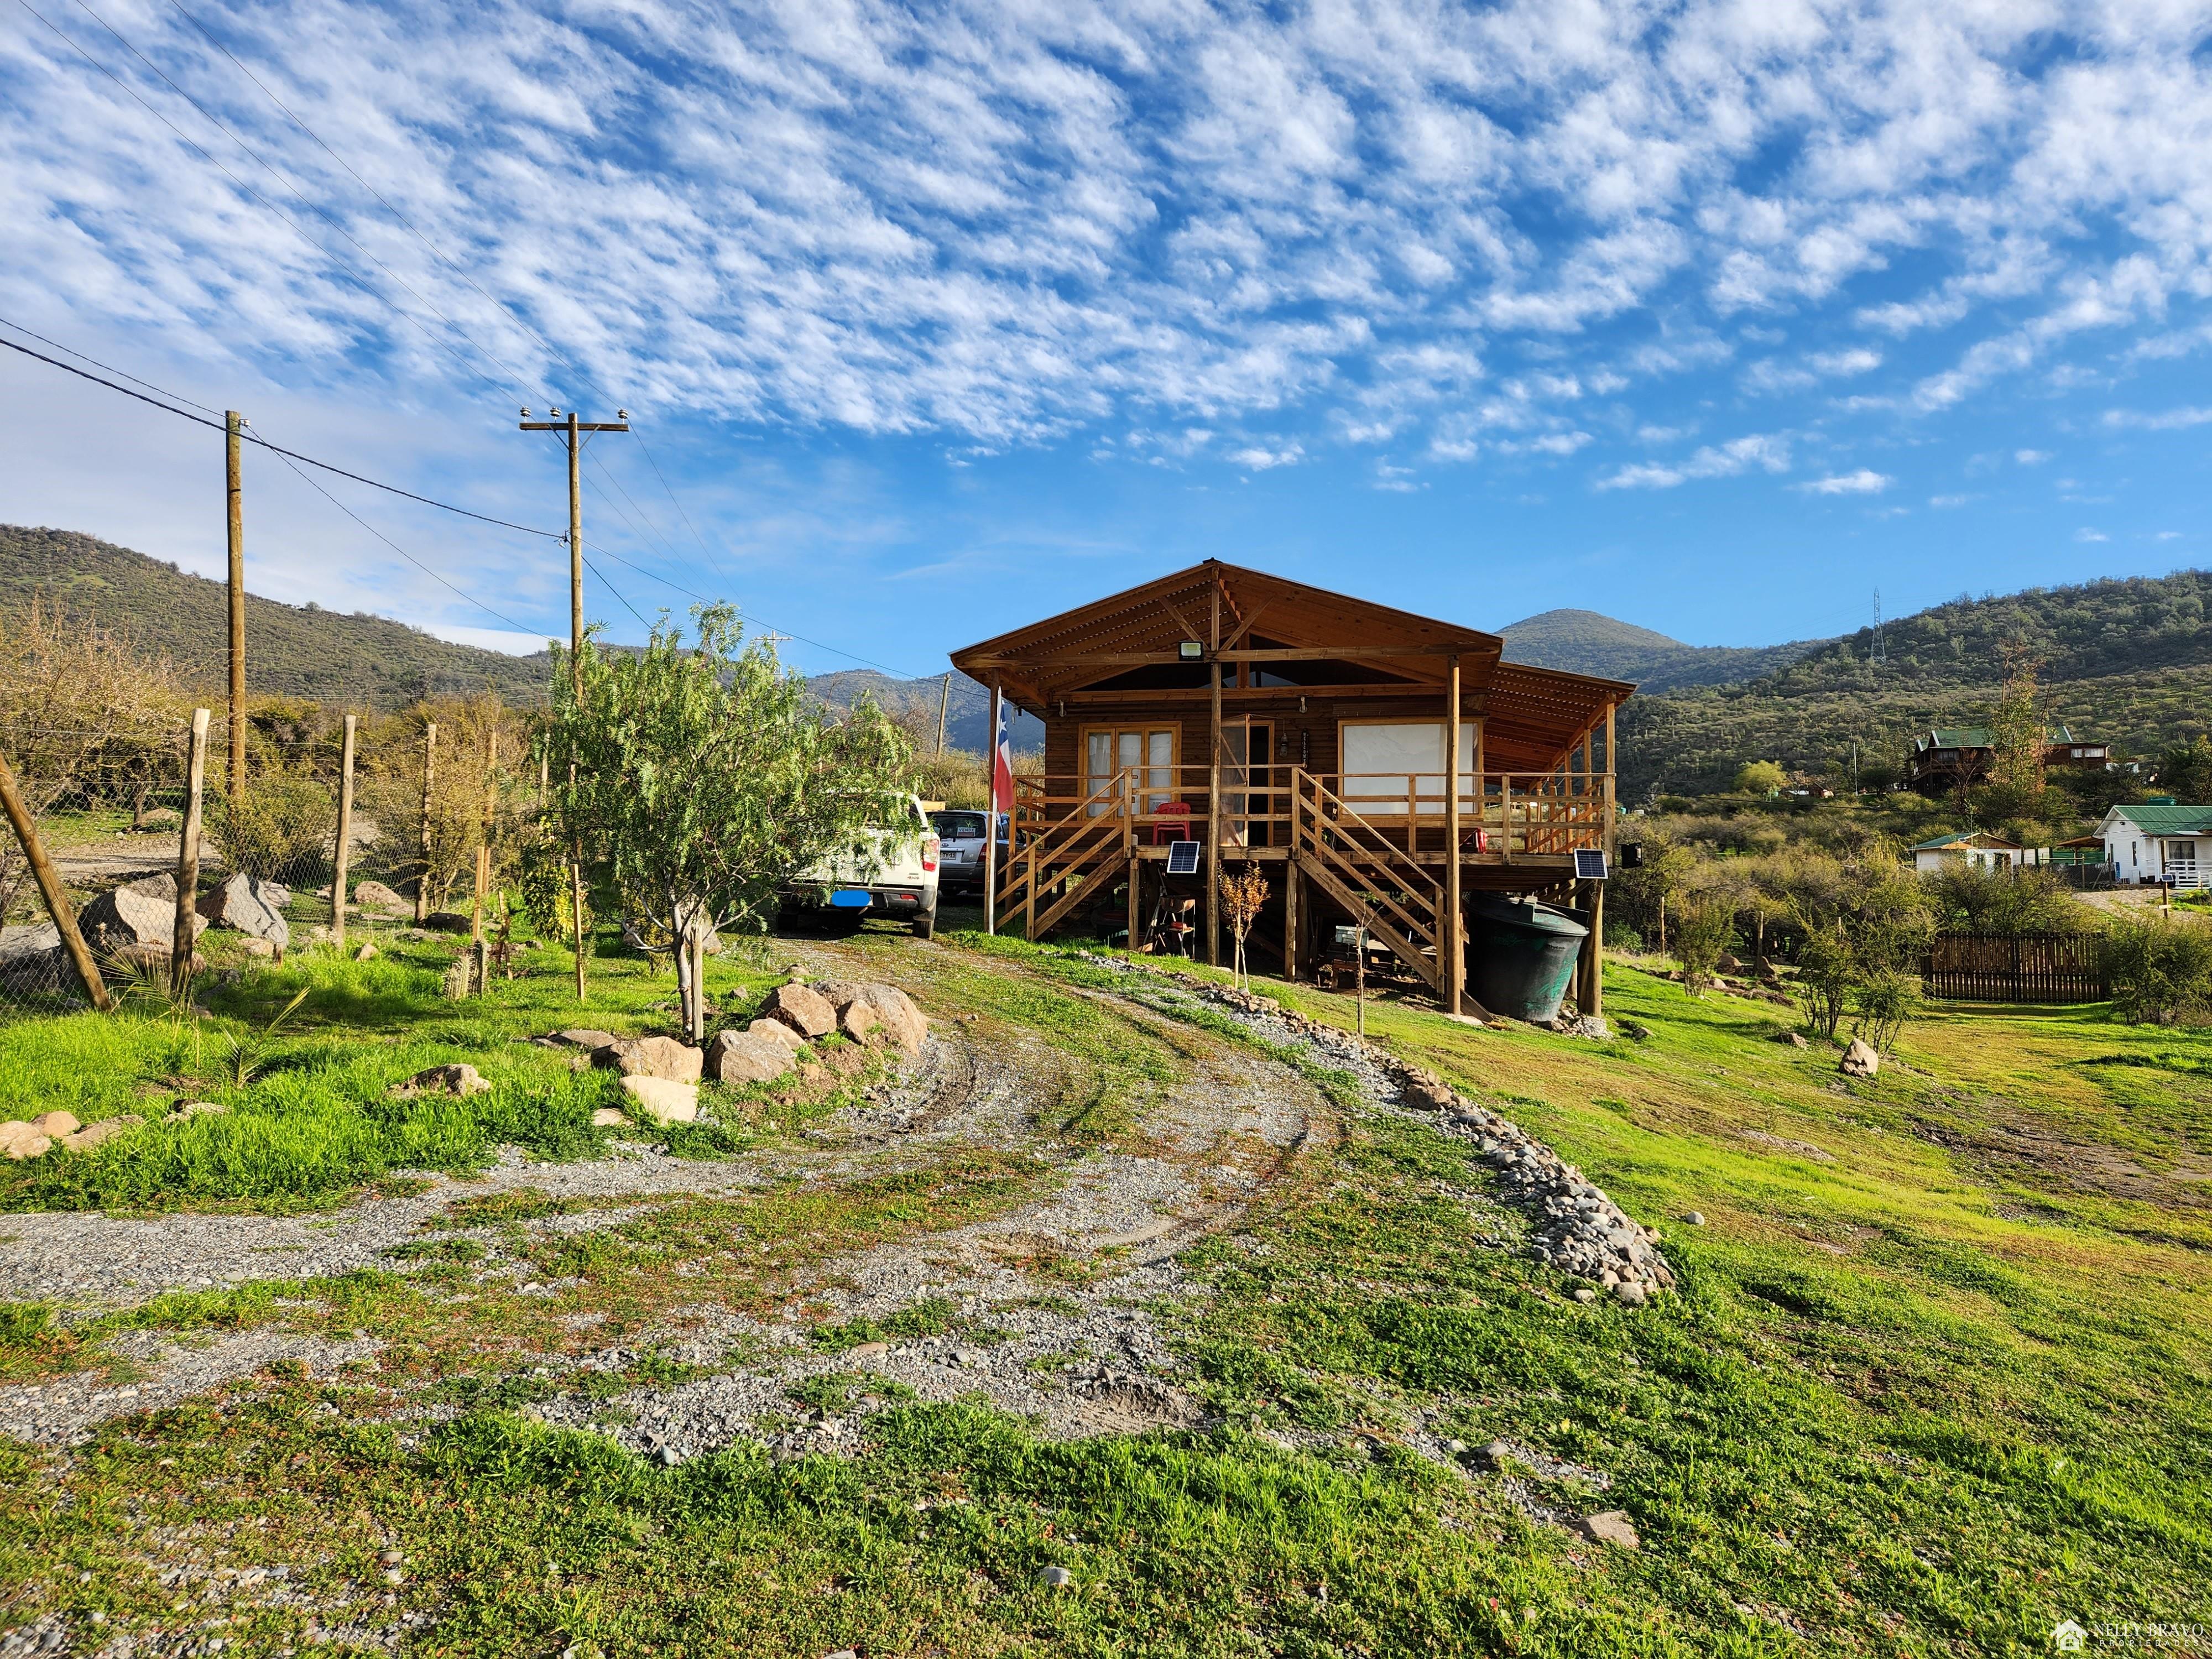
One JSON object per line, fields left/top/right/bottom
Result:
{"left": 992, "top": 700, "right": 1015, "bottom": 814}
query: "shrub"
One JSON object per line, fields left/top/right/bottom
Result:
{"left": 1850, "top": 968, "right": 1920, "bottom": 1053}
{"left": 2105, "top": 917, "right": 2212, "bottom": 1025}
{"left": 213, "top": 769, "right": 336, "bottom": 881}
{"left": 1734, "top": 761, "right": 1788, "bottom": 795}
{"left": 1796, "top": 928, "right": 1855, "bottom": 1040}
{"left": 1673, "top": 898, "right": 1735, "bottom": 996}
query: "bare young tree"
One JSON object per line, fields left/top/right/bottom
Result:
{"left": 1218, "top": 862, "right": 1270, "bottom": 990}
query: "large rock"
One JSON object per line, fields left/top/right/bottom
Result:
{"left": 1839, "top": 1038, "right": 1881, "bottom": 1078}
{"left": 0, "top": 1121, "right": 52, "bottom": 1160}
{"left": 80, "top": 881, "right": 206, "bottom": 957}
{"left": 619, "top": 1075, "right": 698, "bottom": 1124}
{"left": 747, "top": 1019, "right": 805, "bottom": 1053}
{"left": 706, "top": 1029, "right": 795, "bottom": 1084}
{"left": 352, "top": 880, "right": 410, "bottom": 914}
{"left": 62, "top": 1115, "right": 138, "bottom": 1153}
{"left": 0, "top": 922, "right": 70, "bottom": 993}
{"left": 592, "top": 1036, "right": 705, "bottom": 1083}
{"left": 812, "top": 981, "right": 928, "bottom": 1056}
{"left": 762, "top": 983, "right": 836, "bottom": 1039}
{"left": 31, "top": 1111, "right": 79, "bottom": 1139}
{"left": 550, "top": 1028, "right": 622, "bottom": 1051}
{"left": 197, "top": 873, "right": 291, "bottom": 950}
{"left": 396, "top": 1063, "right": 491, "bottom": 1097}
{"left": 837, "top": 998, "right": 881, "bottom": 1044}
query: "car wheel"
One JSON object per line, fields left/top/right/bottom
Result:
{"left": 912, "top": 907, "right": 936, "bottom": 940}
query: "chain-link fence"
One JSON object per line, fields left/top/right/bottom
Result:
{"left": 0, "top": 695, "right": 551, "bottom": 1008}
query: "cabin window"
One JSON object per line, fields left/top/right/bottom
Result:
{"left": 2174, "top": 841, "right": 2197, "bottom": 862}
{"left": 1083, "top": 727, "right": 1176, "bottom": 815}
{"left": 1338, "top": 721, "right": 1477, "bottom": 813}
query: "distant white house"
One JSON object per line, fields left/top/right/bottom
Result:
{"left": 1910, "top": 831, "right": 2027, "bottom": 875}
{"left": 2098, "top": 804, "right": 2212, "bottom": 889}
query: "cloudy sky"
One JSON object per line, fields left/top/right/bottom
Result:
{"left": 6, "top": 0, "right": 2212, "bottom": 675}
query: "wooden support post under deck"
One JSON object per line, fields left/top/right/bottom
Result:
{"left": 1284, "top": 839, "right": 1300, "bottom": 981}
{"left": 1445, "top": 653, "right": 1463, "bottom": 1016}
{"left": 1206, "top": 586, "right": 1222, "bottom": 967}
{"left": 984, "top": 678, "right": 1002, "bottom": 936}
{"left": 1582, "top": 879, "right": 1605, "bottom": 1019}
{"left": 1125, "top": 771, "right": 1139, "bottom": 950}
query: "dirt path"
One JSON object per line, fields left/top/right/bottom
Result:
{"left": 0, "top": 940, "right": 1351, "bottom": 1449}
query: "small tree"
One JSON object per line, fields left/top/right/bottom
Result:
{"left": 1734, "top": 760, "right": 1788, "bottom": 796}
{"left": 1796, "top": 927, "right": 1855, "bottom": 1040}
{"left": 1218, "top": 863, "right": 1270, "bottom": 989}
{"left": 1673, "top": 896, "right": 1735, "bottom": 996}
{"left": 1850, "top": 968, "right": 1920, "bottom": 1053}
{"left": 1989, "top": 644, "right": 2047, "bottom": 805}
{"left": 549, "top": 607, "right": 911, "bottom": 1039}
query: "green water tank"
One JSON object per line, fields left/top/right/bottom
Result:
{"left": 1465, "top": 894, "right": 1589, "bottom": 1022}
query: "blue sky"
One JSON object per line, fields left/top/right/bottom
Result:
{"left": 6, "top": 0, "right": 2212, "bottom": 680}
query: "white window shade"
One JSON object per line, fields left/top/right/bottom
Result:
{"left": 1340, "top": 722, "right": 1477, "bottom": 811}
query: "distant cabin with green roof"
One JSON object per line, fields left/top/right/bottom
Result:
{"left": 1910, "top": 831, "right": 2027, "bottom": 874}
{"left": 1909, "top": 725, "right": 2110, "bottom": 793}
{"left": 2099, "top": 803, "right": 2212, "bottom": 888}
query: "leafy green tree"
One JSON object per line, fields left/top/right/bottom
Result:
{"left": 2157, "top": 735, "right": 2212, "bottom": 803}
{"left": 547, "top": 607, "right": 912, "bottom": 1040}
{"left": 1672, "top": 897, "right": 1735, "bottom": 996}
{"left": 2104, "top": 916, "right": 2212, "bottom": 1026}
{"left": 1734, "top": 760, "right": 1788, "bottom": 795}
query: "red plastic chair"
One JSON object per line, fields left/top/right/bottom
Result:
{"left": 1151, "top": 800, "right": 1195, "bottom": 845}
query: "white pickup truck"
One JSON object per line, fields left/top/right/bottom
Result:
{"left": 780, "top": 792, "right": 941, "bottom": 937}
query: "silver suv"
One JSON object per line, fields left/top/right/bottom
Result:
{"left": 928, "top": 808, "right": 1006, "bottom": 900}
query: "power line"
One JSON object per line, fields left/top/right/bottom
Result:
{"left": 0, "top": 328, "right": 560, "bottom": 538}
{"left": 581, "top": 556, "right": 654, "bottom": 631}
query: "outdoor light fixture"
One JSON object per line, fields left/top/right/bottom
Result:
{"left": 1178, "top": 640, "right": 1203, "bottom": 660}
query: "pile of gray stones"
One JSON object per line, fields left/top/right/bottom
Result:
{"left": 1077, "top": 954, "right": 1674, "bottom": 1303}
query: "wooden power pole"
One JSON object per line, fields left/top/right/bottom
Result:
{"left": 936, "top": 672, "right": 951, "bottom": 757}
{"left": 518, "top": 405, "right": 628, "bottom": 1004}
{"left": 226, "top": 411, "right": 247, "bottom": 802}
{"left": 0, "top": 740, "right": 111, "bottom": 1011}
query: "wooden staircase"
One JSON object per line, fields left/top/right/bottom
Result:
{"left": 1287, "top": 768, "right": 1443, "bottom": 993}
{"left": 995, "top": 771, "right": 1134, "bottom": 940}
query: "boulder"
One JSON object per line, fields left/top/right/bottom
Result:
{"left": 763, "top": 983, "right": 836, "bottom": 1039}
{"left": 422, "top": 911, "right": 473, "bottom": 935}
{"left": 1614, "top": 1281, "right": 1648, "bottom": 1307}
{"left": 1772, "top": 1029, "right": 1810, "bottom": 1049}
{"left": 592, "top": 1036, "right": 704, "bottom": 1083}
{"left": 589, "top": 1106, "right": 628, "bottom": 1128}
{"left": 746, "top": 1019, "right": 805, "bottom": 1053}
{"left": 80, "top": 882, "right": 206, "bottom": 956}
{"left": 1839, "top": 1038, "right": 1881, "bottom": 1078}
{"left": 136, "top": 806, "right": 181, "bottom": 831}
{"left": 168, "top": 1099, "right": 227, "bottom": 1119}
{"left": 62, "top": 1115, "right": 138, "bottom": 1153}
{"left": 197, "top": 873, "right": 291, "bottom": 950}
{"left": 0, "top": 922, "right": 70, "bottom": 993}
{"left": 353, "top": 943, "right": 379, "bottom": 962}
{"left": 30, "top": 1110, "right": 79, "bottom": 1139}
{"left": 397, "top": 1063, "right": 492, "bottom": 1097}
{"left": 352, "top": 881, "right": 410, "bottom": 914}
{"left": 706, "top": 1029, "right": 794, "bottom": 1084}
{"left": 552, "top": 1028, "right": 622, "bottom": 1051}
{"left": 1573, "top": 1510, "right": 1641, "bottom": 1550}
{"left": 0, "top": 1122, "right": 52, "bottom": 1160}
{"left": 837, "top": 998, "right": 881, "bottom": 1044}
{"left": 619, "top": 1075, "right": 698, "bottom": 1124}
{"left": 856, "top": 984, "right": 928, "bottom": 1056}
{"left": 242, "top": 938, "right": 276, "bottom": 959}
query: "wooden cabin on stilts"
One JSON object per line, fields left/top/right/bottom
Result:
{"left": 949, "top": 561, "right": 1632, "bottom": 1018}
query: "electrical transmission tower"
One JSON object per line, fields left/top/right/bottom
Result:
{"left": 1872, "top": 588, "right": 1886, "bottom": 667}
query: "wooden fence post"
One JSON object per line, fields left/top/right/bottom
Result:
{"left": 415, "top": 721, "right": 437, "bottom": 924}
{"left": 0, "top": 740, "right": 112, "bottom": 1011}
{"left": 331, "top": 713, "right": 356, "bottom": 950}
{"left": 173, "top": 708, "right": 210, "bottom": 995}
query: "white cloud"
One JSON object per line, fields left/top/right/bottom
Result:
{"left": 1797, "top": 469, "right": 1893, "bottom": 495}
{"left": 1227, "top": 442, "right": 1303, "bottom": 471}
{"left": 2016, "top": 449, "right": 2053, "bottom": 465}
{"left": 1929, "top": 493, "right": 1972, "bottom": 508}
{"left": 2103, "top": 406, "right": 2212, "bottom": 430}
{"left": 2076, "top": 527, "right": 2109, "bottom": 542}
{"left": 1595, "top": 432, "right": 1790, "bottom": 491}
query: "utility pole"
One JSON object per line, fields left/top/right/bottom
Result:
{"left": 936, "top": 672, "right": 951, "bottom": 758}
{"left": 226, "top": 411, "right": 247, "bottom": 803}
{"left": 518, "top": 405, "right": 628, "bottom": 1004}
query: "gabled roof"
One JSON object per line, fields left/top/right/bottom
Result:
{"left": 1916, "top": 724, "right": 2079, "bottom": 752}
{"left": 2105, "top": 804, "right": 2212, "bottom": 835}
{"left": 1911, "top": 831, "right": 2020, "bottom": 852}
{"left": 950, "top": 560, "right": 1633, "bottom": 771}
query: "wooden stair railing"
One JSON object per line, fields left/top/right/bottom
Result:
{"left": 996, "top": 770, "right": 1133, "bottom": 937}
{"left": 1289, "top": 768, "right": 1443, "bottom": 994}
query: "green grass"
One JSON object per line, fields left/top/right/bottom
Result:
{"left": 4, "top": 926, "right": 2212, "bottom": 1653}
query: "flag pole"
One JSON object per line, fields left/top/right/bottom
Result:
{"left": 984, "top": 676, "right": 1003, "bottom": 936}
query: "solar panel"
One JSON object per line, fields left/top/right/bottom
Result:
{"left": 1165, "top": 839, "right": 1202, "bottom": 875}
{"left": 1574, "top": 848, "right": 1609, "bottom": 881}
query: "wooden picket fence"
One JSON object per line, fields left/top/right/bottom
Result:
{"left": 1921, "top": 931, "right": 2107, "bottom": 1004}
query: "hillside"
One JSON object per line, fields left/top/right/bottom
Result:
{"left": 810, "top": 668, "right": 1045, "bottom": 753}
{"left": 1499, "top": 607, "right": 1821, "bottom": 692}
{"left": 0, "top": 525, "right": 549, "bottom": 709}
{"left": 1620, "top": 570, "right": 2212, "bottom": 796}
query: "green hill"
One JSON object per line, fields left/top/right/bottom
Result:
{"left": 1619, "top": 571, "right": 2212, "bottom": 797}
{"left": 0, "top": 524, "right": 550, "bottom": 709}
{"left": 1499, "top": 607, "right": 1820, "bottom": 692}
